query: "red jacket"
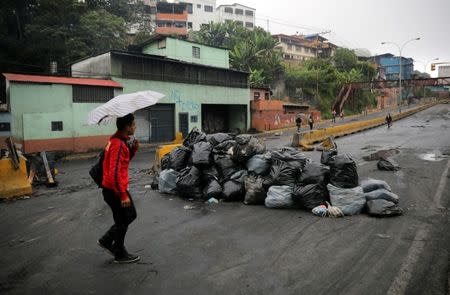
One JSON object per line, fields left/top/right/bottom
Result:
{"left": 102, "top": 132, "right": 138, "bottom": 201}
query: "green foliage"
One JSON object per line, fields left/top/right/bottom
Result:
{"left": 333, "top": 48, "right": 358, "bottom": 72}
{"left": 0, "top": 0, "right": 134, "bottom": 72}
{"left": 193, "top": 22, "right": 283, "bottom": 86}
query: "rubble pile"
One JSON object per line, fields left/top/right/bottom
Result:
{"left": 156, "top": 128, "right": 403, "bottom": 218}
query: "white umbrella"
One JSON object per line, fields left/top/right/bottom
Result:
{"left": 86, "top": 90, "right": 165, "bottom": 125}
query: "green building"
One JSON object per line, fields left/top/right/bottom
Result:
{"left": 1, "top": 37, "right": 250, "bottom": 153}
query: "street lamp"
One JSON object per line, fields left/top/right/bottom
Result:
{"left": 381, "top": 37, "right": 420, "bottom": 112}
{"left": 425, "top": 57, "right": 439, "bottom": 73}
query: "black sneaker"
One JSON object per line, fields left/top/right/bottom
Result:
{"left": 97, "top": 239, "right": 115, "bottom": 257}
{"left": 113, "top": 253, "right": 140, "bottom": 264}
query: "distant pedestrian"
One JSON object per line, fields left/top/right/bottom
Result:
{"left": 340, "top": 111, "right": 344, "bottom": 121}
{"left": 295, "top": 114, "right": 302, "bottom": 133}
{"left": 98, "top": 113, "right": 141, "bottom": 264}
{"left": 308, "top": 114, "right": 314, "bottom": 130}
{"left": 332, "top": 110, "right": 336, "bottom": 123}
{"left": 386, "top": 113, "right": 393, "bottom": 129}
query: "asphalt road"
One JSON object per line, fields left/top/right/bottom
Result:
{"left": 0, "top": 104, "right": 449, "bottom": 295}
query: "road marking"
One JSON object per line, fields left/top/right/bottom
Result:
{"left": 433, "top": 158, "right": 450, "bottom": 209}
{"left": 387, "top": 228, "right": 429, "bottom": 295}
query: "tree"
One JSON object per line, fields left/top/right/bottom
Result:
{"left": 333, "top": 48, "right": 358, "bottom": 72}
{"left": 78, "top": 10, "right": 126, "bottom": 55}
{"left": 193, "top": 22, "right": 283, "bottom": 86}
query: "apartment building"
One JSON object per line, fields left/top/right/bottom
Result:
{"left": 273, "top": 34, "right": 318, "bottom": 63}
{"left": 216, "top": 3, "right": 256, "bottom": 29}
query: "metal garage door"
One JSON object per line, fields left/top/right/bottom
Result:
{"left": 134, "top": 104, "right": 175, "bottom": 143}
{"left": 149, "top": 104, "right": 175, "bottom": 142}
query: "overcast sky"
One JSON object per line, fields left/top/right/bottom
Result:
{"left": 217, "top": 0, "right": 450, "bottom": 76}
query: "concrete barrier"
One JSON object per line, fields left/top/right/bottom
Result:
{"left": 296, "top": 103, "right": 436, "bottom": 149}
{"left": 0, "top": 156, "right": 32, "bottom": 199}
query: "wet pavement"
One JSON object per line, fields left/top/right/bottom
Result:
{"left": 0, "top": 104, "right": 449, "bottom": 295}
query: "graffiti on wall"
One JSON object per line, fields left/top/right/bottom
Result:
{"left": 170, "top": 90, "right": 200, "bottom": 113}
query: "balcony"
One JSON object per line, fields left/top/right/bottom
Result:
{"left": 156, "top": 27, "right": 188, "bottom": 36}
{"left": 156, "top": 11, "right": 188, "bottom": 21}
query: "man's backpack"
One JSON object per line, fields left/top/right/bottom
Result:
{"left": 89, "top": 150, "right": 105, "bottom": 188}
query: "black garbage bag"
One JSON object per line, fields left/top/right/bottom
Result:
{"left": 168, "top": 146, "right": 191, "bottom": 171}
{"left": 298, "top": 162, "right": 330, "bottom": 185}
{"left": 244, "top": 174, "right": 266, "bottom": 205}
{"left": 213, "top": 140, "right": 236, "bottom": 155}
{"left": 232, "top": 135, "right": 266, "bottom": 163}
{"left": 214, "top": 154, "right": 240, "bottom": 181}
{"left": 329, "top": 154, "right": 359, "bottom": 188}
{"left": 264, "top": 160, "right": 299, "bottom": 188}
{"left": 265, "top": 186, "right": 294, "bottom": 209}
{"left": 377, "top": 157, "right": 400, "bottom": 171}
{"left": 246, "top": 153, "right": 271, "bottom": 175}
{"left": 293, "top": 183, "right": 329, "bottom": 210}
{"left": 321, "top": 149, "right": 338, "bottom": 166}
{"left": 202, "top": 166, "right": 220, "bottom": 182}
{"left": 270, "top": 147, "right": 308, "bottom": 170}
{"left": 366, "top": 199, "right": 403, "bottom": 217}
{"left": 191, "top": 141, "right": 213, "bottom": 167}
{"left": 206, "top": 133, "right": 233, "bottom": 146}
{"left": 203, "top": 178, "right": 223, "bottom": 200}
{"left": 183, "top": 127, "right": 206, "bottom": 149}
{"left": 230, "top": 170, "right": 248, "bottom": 183}
{"left": 361, "top": 178, "right": 392, "bottom": 193}
{"left": 161, "top": 154, "right": 170, "bottom": 170}
{"left": 222, "top": 180, "right": 245, "bottom": 202}
{"left": 176, "top": 166, "right": 203, "bottom": 199}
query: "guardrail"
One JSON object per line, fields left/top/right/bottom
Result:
{"left": 295, "top": 103, "right": 437, "bottom": 149}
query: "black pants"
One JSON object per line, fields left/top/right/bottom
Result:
{"left": 309, "top": 123, "right": 313, "bottom": 130}
{"left": 101, "top": 189, "right": 137, "bottom": 256}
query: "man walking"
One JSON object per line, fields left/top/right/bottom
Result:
{"left": 308, "top": 114, "right": 314, "bottom": 130}
{"left": 295, "top": 114, "right": 302, "bottom": 133}
{"left": 386, "top": 113, "right": 393, "bottom": 129}
{"left": 98, "top": 113, "right": 140, "bottom": 264}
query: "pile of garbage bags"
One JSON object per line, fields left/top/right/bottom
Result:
{"left": 157, "top": 128, "right": 402, "bottom": 218}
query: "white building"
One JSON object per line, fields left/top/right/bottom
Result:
{"left": 216, "top": 3, "right": 256, "bottom": 30}
{"left": 183, "top": 0, "right": 218, "bottom": 31}
{"left": 438, "top": 65, "right": 450, "bottom": 78}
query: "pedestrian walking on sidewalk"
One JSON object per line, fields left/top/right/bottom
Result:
{"left": 295, "top": 114, "right": 302, "bottom": 133}
{"left": 98, "top": 113, "right": 141, "bottom": 264}
{"left": 332, "top": 109, "right": 336, "bottom": 123}
{"left": 308, "top": 114, "right": 314, "bottom": 130}
{"left": 340, "top": 111, "right": 344, "bottom": 121}
{"left": 386, "top": 113, "right": 393, "bottom": 129}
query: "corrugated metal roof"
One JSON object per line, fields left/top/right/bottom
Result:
{"left": 2, "top": 73, "right": 123, "bottom": 88}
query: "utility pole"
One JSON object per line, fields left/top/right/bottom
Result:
{"left": 266, "top": 19, "right": 270, "bottom": 32}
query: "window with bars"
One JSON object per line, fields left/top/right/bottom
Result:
{"left": 72, "top": 85, "right": 114, "bottom": 103}
{"left": 235, "top": 8, "right": 243, "bottom": 15}
{"left": 245, "top": 22, "right": 253, "bottom": 28}
{"left": 192, "top": 46, "right": 201, "bottom": 59}
{"left": 204, "top": 5, "right": 213, "bottom": 12}
{"left": 224, "top": 7, "right": 233, "bottom": 13}
{"left": 51, "top": 121, "right": 63, "bottom": 131}
{"left": 245, "top": 10, "right": 254, "bottom": 16}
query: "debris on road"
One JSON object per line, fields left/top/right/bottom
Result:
{"left": 377, "top": 157, "right": 401, "bottom": 171}
{"left": 154, "top": 128, "right": 403, "bottom": 218}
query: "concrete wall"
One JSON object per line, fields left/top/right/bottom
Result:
{"left": 114, "top": 77, "right": 250, "bottom": 132}
{"left": 142, "top": 37, "right": 229, "bottom": 69}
